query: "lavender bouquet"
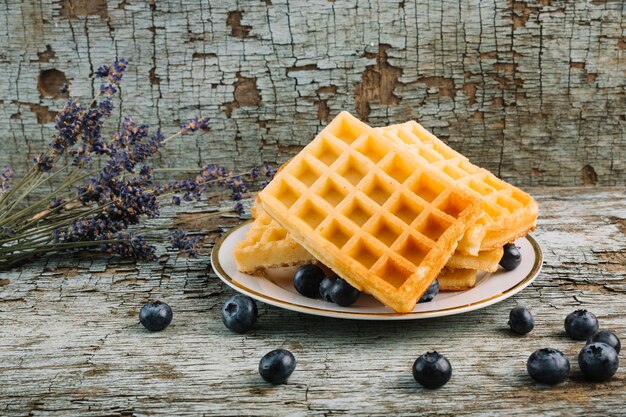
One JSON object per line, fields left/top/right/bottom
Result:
{"left": 0, "top": 59, "right": 274, "bottom": 269}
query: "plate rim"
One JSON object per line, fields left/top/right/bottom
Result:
{"left": 211, "top": 221, "right": 543, "bottom": 320}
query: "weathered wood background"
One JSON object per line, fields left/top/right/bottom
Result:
{"left": 0, "top": 188, "right": 625, "bottom": 416}
{"left": 0, "top": 0, "right": 624, "bottom": 187}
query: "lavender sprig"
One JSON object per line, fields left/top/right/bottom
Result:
{"left": 0, "top": 59, "right": 273, "bottom": 269}
{"left": 1, "top": 166, "right": 13, "bottom": 193}
{"left": 171, "top": 230, "right": 202, "bottom": 257}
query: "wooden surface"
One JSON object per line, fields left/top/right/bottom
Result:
{"left": 0, "top": 186, "right": 624, "bottom": 416}
{"left": 0, "top": 0, "right": 625, "bottom": 187}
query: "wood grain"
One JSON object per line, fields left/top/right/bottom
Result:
{"left": 0, "top": 1, "right": 624, "bottom": 187}
{"left": 0, "top": 187, "right": 624, "bottom": 416}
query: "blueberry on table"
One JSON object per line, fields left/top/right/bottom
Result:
{"left": 259, "top": 349, "right": 296, "bottom": 385}
{"left": 319, "top": 275, "right": 336, "bottom": 302}
{"left": 221, "top": 294, "right": 258, "bottom": 334}
{"left": 139, "top": 300, "right": 173, "bottom": 331}
{"left": 508, "top": 306, "right": 534, "bottom": 335}
{"left": 578, "top": 342, "right": 619, "bottom": 382}
{"left": 418, "top": 280, "right": 439, "bottom": 303}
{"left": 564, "top": 309, "right": 599, "bottom": 340}
{"left": 293, "top": 264, "right": 325, "bottom": 298}
{"left": 587, "top": 331, "right": 621, "bottom": 354}
{"left": 412, "top": 352, "right": 452, "bottom": 389}
{"left": 526, "top": 348, "right": 570, "bottom": 385}
{"left": 329, "top": 277, "right": 360, "bottom": 307}
{"left": 499, "top": 243, "right": 522, "bottom": 271}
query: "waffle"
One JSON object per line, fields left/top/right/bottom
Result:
{"left": 438, "top": 268, "right": 478, "bottom": 291}
{"left": 446, "top": 246, "right": 502, "bottom": 272}
{"left": 382, "top": 122, "right": 538, "bottom": 255}
{"left": 233, "top": 202, "right": 314, "bottom": 274}
{"left": 234, "top": 202, "right": 502, "bottom": 274}
{"left": 258, "top": 112, "right": 483, "bottom": 313}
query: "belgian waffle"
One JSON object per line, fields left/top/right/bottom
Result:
{"left": 437, "top": 268, "right": 478, "bottom": 291}
{"left": 233, "top": 202, "right": 315, "bottom": 274}
{"left": 382, "top": 122, "right": 538, "bottom": 255}
{"left": 234, "top": 202, "right": 502, "bottom": 274}
{"left": 258, "top": 112, "right": 483, "bottom": 313}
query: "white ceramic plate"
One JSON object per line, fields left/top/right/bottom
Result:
{"left": 211, "top": 222, "right": 543, "bottom": 320}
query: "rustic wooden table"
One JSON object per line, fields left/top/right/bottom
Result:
{"left": 0, "top": 187, "right": 624, "bottom": 416}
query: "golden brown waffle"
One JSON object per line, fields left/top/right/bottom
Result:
{"left": 438, "top": 268, "right": 478, "bottom": 291}
{"left": 446, "top": 247, "right": 502, "bottom": 272}
{"left": 382, "top": 122, "right": 538, "bottom": 255}
{"left": 258, "top": 112, "right": 483, "bottom": 313}
{"left": 234, "top": 202, "right": 502, "bottom": 274}
{"left": 233, "top": 203, "right": 315, "bottom": 274}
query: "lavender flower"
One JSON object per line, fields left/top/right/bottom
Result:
{"left": 53, "top": 98, "right": 84, "bottom": 153}
{"left": 49, "top": 197, "right": 65, "bottom": 209}
{"left": 1, "top": 59, "right": 265, "bottom": 270}
{"left": 251, "top": 164, "right": 277, "bottom": 187}
{"left": 112, "top": 117, "right": 149, "bottom": 150}
{"left": 108, "top": 231, "right": 156, "bottom": 260}
{"left": 96, "top": 58, "right": 128, "bottom": 95}
{"left": 171, "top": 230, "right": 202, "bottom": 257}
{"left": 33, "top": 153, "right": 55, "bottom": 172}
{"left": 96, "top": 58, "right": 128, "bottom": 84}
{"left": 179, "top": 116, "right": 209, "bottom": 134}
{"left": 0, "top": 165, "right": 13, "bottom": 193}
{"left": 98, "top": 96, "right": 114, "bottom": 116}
{"left": 0, "top": 226, "right": 16, "bottom": 237}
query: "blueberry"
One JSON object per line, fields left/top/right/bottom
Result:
{"left": 508, "top": 306, "right": 534, "bottom": 335}
{"left": 259, "top": 349, "right": 296, "bottom": 384}
{"left": 526, "top": 348, "right": 570, "bottom": 385}
{"left": 587, "top": 331, "right": 621, "bottom": 354}
{"left": 412, "top": 352, "right": 452, "bottom": 389}
{"left": 329, "top": 277, "right": 360, "bottom": 307}
{"left": 564, "top": 309, "right": 599, "bottom": 340}
{"left": 319, "top": 275, "right": 336, "bottom": 302}
{"left": 293, "top": 264, "right": 325, "bottom": 298}
{"left": 418, "top": 280, "right": 439, "bottom": 303}
{"left": 578, "top": 342, "right": 619, "bottom": 382}
{"left": 221, "top": 294, "right": 258, "bottom": 334}
{"left": 139, "top": 300, "right": 173, "bottom": 331}
{"left": 499, "top": 243, "right": 522, "bottom": 271}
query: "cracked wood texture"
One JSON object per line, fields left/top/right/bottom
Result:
{"left": 0, "top": 0, "right": 625, "bottom": 187}
{"left": 0, "top": 187, "right": 625, "bottom": 416}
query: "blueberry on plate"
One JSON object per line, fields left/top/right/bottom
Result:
{"left": 139, "top": 300, "right": 173, "bottom": 331}
{"left": 329, "top": 278, "right": 360, "bottom": 307}
{"left": 293, "top": 264, "right": 325, "bottom": 298}
{"left": 578, "top": 342, "right": 619, "bottom": 382}
{"left": 259, "top": 349, "right": 296, "bottom": 384}
{"left": 221, "top": 294, "right": 258, "bottom": 334}
{"left": 418, "top": 280, "right": 439, "bottom": 303}
{"left": 526, "top": 348, "right": 570, "bottom": 385}
{"left": 500, "top": 243, "right": 522, "bottom": 271}
{"left": 508, "top": 306, "right": 534, "bottom": 335}
{"left": 564, "top": 309, "right": 599, "bottom": 340}
{"left": 412, "top": 352, "right": 452, "bottom": 389}
{"left": 587, "top": 331, "right": 621, "bottom": 354}
{"left": 319, "top": 275, "right": 336, "bottom": 302}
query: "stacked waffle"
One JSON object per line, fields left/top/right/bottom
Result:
{"left": 234, "top": 112, "right": 538, "bottom": 313}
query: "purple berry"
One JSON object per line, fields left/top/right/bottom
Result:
{"left": 564, "top": 309, "right": 599, "bottom": 340}
{"left": 587, "top": 331, "right": 621, "bottom": 354}
{"left": 412, "top": 352, "right": 452, "bottom": 389}
{"left": 527, "top": 348, "right": 570, "bottom": 385}
{"left": 578, "top": 342, "right": 619, "bottom": 382}
{"left": 508, "top": 306, "right": 534, "bottom": 335}
{"left": 139, "top": 300, "right": 173, "bottom": 331}
{"left": 221, "top": 294, "right": 257, "bottom": 334}
{"left": 259, "top": 349, "right": 296, "bottom": 384}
